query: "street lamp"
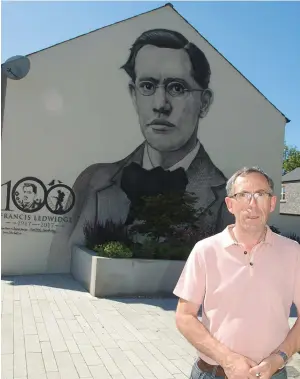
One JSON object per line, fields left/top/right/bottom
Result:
{"left": 1, "top": 55, "right": 30, "bottom": 80}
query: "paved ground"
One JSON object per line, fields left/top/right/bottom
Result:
{"left": 1, "top": 274, "right": 299, "bottom": 379}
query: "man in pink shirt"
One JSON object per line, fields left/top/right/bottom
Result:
{"left": 173, "top": 167, "right": 300, "bottom": 379}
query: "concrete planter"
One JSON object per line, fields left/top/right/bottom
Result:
{"left": 71, "top": 245, "right": 185, "bottom": 297}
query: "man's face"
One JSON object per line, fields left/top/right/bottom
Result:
{"left": 225, "top": 173, "right": 277, "bottom": 232}
{"left": 23, "top": 186, "right": 35, "bottom": 204}
{"left": 130, "top": 45, "right": 213, "bottom": 152}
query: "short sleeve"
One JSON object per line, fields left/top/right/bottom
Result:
{"left": 293, "top": 244, "right": 300, "bottom": 311}
{"left": 173, "top": 242, "right": 206, "bottom": 305}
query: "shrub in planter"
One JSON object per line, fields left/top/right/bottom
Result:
{"left": 83, "top": 220, "right": 131, "bottom": 250}
{"left": 128, "top": 192, "right": 216, "bottom": 260}
{"left": 132, "top": 239, "right": 192, "bottom": 261}
{"left": 171, "top": 224, "right": 216, "bottom": 248}
{"left": 132, "top": 240, "right": 156, "bottom": 259}
{"left": 82, "top": 192, "right": 216, "bottom": 261}
{"left": 93, "top": 241, "right": 133, "bottom": 258}
{"left": 129, "top": 192, "right": 201, "bottom": 242}
{"left": 155, "top": 242, "right": 191, "bottom": 261}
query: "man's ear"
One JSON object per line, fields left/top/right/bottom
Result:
{"left": 224, "top": 196, "right": 234, "bottom": 215}
{"left": 129, "top": 81, "right": 138, "bottom": 113}
{"left": 270, "top": 195, "right": 277, "bottom": 213}
{"left": 199, "top": 88, "right": 213, "bottom": 118}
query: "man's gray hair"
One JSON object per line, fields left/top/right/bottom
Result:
{"left": 226, "top": 166, "right": 274, "bottom": 196}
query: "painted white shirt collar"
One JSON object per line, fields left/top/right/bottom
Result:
{"left": 142, "top": 140, "right": 200, "bottom": 172}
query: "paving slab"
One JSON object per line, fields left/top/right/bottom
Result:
{"left": 1, "top": 274, "right": 299, "bottom": 379}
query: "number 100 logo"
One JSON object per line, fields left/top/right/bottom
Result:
{"left": 2, "top": 177, "right": 75, "bottom": 215}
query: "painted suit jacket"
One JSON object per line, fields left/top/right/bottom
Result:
{"left": 47, "top": 141, "right": 233, "bottom": 272}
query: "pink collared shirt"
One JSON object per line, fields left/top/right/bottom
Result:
{"left": 173, "top": 225, "right": 300, "bottom": 365}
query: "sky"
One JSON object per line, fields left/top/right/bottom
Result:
{"left": 1, "top": 1, "right": 300, "bottom": 149}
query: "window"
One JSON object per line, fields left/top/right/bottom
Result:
{"left": 281, "top": 185, "right": 286, "bottom": 201}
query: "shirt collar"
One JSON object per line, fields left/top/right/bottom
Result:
{"left": 221, "top": 224, "right": 274, "bottom": 248}
{"left": 142, "top": 141, "right": 200, "bottom": 171}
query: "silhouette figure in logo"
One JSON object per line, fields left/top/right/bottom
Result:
{"left": 53, "top": 190, "right": 65, "bottom": 212}
{"left": 45, "top": 184, "right": 75, "bottom": 215}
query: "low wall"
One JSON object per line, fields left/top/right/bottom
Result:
{"left": 71, "top": 246, "right": 98, "bottom": 296}
{"left": 71, "top": 246, "right": 185, "bottom": 297}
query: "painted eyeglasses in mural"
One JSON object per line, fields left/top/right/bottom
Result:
{"left": 47, "top": 28, "right": 233, "bottom": 270}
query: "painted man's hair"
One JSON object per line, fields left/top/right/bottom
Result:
{"left": 23, "top": 183, "right": 37, "bottom": 194}
{"left": 121, "top": 29, "right": 211, "bottom": 89}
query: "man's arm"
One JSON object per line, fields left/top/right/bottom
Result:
{"left": 174, "top": 243, "right": 232, "bottom": 365}
{"left": 248, "top": 316, "right": 300, "bottom": 379}
{"left": 277, "top": 247, "right": 300, "bottom": 359}
{"left": 175, "top": 298, "right": 259, "bottom": 379}
{"left": 175, "top": 298, "right": 232, "bottom": 366}
{"left": 276, "top": 316, "right": 300, "bottom": 358}
{"left": 175, "top": 298, "right": 259, "bottom": 378}
{"left": 249, "top": 247, "right": 300, "bottom": 379}
{"left": 267, "top": 248, "right": 300, "bottom": 368}
{"left": 173, "top": 242, "right": 257, "bottom": 379}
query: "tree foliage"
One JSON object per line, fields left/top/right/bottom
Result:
{"left": 129, "top": 192, "right": 200, "bottom": 242}
{"left": 128, "top": 191, "right": 216, "bottom": 260}
{"left": 283, "top": 144, "right": 300, "bottom": 174}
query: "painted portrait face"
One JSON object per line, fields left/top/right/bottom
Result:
{"left": 130, "top": 45, "right": 213, "bottom": 152}
{"left": 23, "top": 185, "right": 35, "bottom": 204}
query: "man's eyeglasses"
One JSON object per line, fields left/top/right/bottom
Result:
{"left": 136, "top": 80, "right": 204, "bottom": 98}
{"left": 230, "top": 191, "right": 273, "bottom": 204}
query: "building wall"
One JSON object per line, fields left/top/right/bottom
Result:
{"left": 1, "top": 5, "right": 287, "bottom": 275}
{"left": 280, "top": 182, "right": 300, "bottom": 215}
{"left": 1, "top": 72, "right": 7, "bottom": 133}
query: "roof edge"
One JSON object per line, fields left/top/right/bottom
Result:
{"left": 168, "top": 3, "right": 290, "bottom": 124}
{"left": 14, "top": 2, "right": 290, "bottom": 124}
{"left": 282, "top": 179, "right": 300, "bottom": 183}
{"left": 25, "top": 3, "right": 172, "bottom": 59}
{"left": 282, "top": 167, "right": 300, "bottom": 182}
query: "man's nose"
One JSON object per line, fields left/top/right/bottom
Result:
{"left": 152, "top": 87, "right": 172, "bottom": 115}
{"left": 248, "top": 195, "right": 259, "bottom": 207}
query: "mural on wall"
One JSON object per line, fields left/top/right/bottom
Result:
{"left": 46, "top": 28, "right": 233, "bottom": 270}
{"left": 1, "top": 177, "right": 75, "bottom": 235}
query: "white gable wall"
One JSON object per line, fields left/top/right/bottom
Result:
{"left": 2, "top": 6, "right": 288, "bottom": 274}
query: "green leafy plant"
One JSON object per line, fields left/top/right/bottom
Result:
{"left": 93, "top": 241, "right": 133, "bottom": 258}
{"left": 127, "top": 192, "right": 216, "bottom": 261}
{"left": 83, "top": 192, "right": 216, "bottom": 261}
{"left": 129, "top": 192, "right": 202, "bottom": 242}
{"left": 154, "top": 241, "right": 191, "bottom": 261}
{"left": 132, "top": 239, "right": 191, "bottom": 261}
{"left": 283, "top": 143, "right": 300, "bottom": 174}
{"left": 170, "top": 224, "right": 216, "bottom": 247}
{"left": 83, "top": 219, "right": 131, "bottom": 250}
{"left": 132, "top": 240, "right": 156, "bottom": 259}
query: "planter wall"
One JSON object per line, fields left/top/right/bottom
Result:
{"left": 71, "top": 246, "right": 185, "bottom": 297}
